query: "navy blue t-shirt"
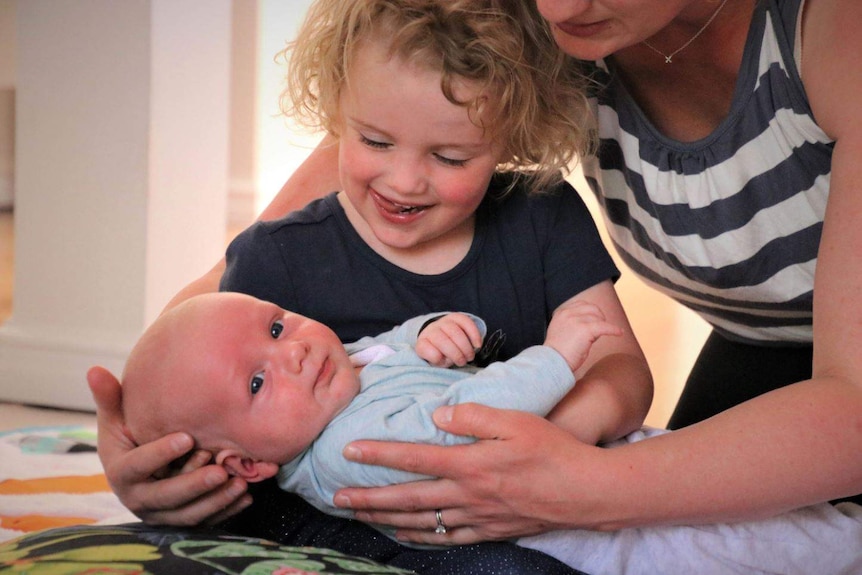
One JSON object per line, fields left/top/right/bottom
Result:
{"left": 221, "top": 174, "right": 618, "bottom": 361}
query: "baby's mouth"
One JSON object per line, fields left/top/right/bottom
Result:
{"left": 313, "top": 358, "right": 332, "bottom": 390}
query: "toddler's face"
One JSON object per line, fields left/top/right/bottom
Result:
{"left": 336, "top": 39, "right": 504, "bottom": 264}
{"left": 178, "top": 293, "right": 360, "bottom": 464}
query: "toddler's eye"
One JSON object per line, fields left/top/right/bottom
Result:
{"left": 360, "top": 134, "right": 390, "bottom": 149}
{"left": 434, "top": 153, "right": 468, "bottom": 167}
{"left": 271, "top": 320, "right": 284, "bottom": 339}
{"left": 250, "top": 373, "right": 264, "bottom": 395}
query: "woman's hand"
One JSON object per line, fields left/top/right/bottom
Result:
{"left": 87, "top": 366, "right": 252, "bottom": 526}
{"left": 334, "top": 403, "right": 604, "bottom": 545}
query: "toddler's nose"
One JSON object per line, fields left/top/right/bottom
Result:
{"left": 388, "top": 154, "right": 429, "bottom": 196}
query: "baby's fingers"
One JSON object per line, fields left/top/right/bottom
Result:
{"left": 430, "top": 315, "right": 481, "bottom": 365}
{"left": 588, "top": 321, "right": 624, "bottom": 339}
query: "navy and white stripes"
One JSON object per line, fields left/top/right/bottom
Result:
{"left": 583, "top": 0, "right": 832, "bottom": 344}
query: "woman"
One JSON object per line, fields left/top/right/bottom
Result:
{"left": 90, "top": 0, "right": 862, "bottom": 553}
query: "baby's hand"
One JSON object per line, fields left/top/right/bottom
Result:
{"left": 545, "top": 300, "right": 623, "bottom": 372}
{"left": 415, "top": 313, "right": 483, "bottom": 368}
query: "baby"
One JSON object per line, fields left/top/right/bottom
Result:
{"left": 121, "top": 291, "right": 620, "bottom": 524}
{"left": 118, "top": 291, "right": 862, "bottom": 574}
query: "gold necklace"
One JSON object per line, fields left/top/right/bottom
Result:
{"left": 642, "top": 0, "right": 731, "bottom": 63}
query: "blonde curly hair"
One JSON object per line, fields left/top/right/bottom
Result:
{"left": 280, "top": 0, "right": 594, "bottom": 192}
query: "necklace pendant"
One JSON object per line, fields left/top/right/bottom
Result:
{"left": 642, "top": 0, "right": 730, "bottom": 66}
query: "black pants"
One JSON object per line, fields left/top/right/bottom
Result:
{"left": 668, "top": 331, "right": 813, "bottom": 429}
{"left": 668, "top": 331, "right": 860, "bottom": 506}
{"left": 220, "top": 481, "right": 585, "bottom": 575}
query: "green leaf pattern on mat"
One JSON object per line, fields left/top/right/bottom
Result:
{"left": 0, "top": 525, "right": 415, "bottom": 575}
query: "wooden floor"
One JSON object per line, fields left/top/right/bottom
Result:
{"left": 0, "top": 209, "right": 708, "bottom": 428}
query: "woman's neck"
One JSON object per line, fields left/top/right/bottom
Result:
{"left": 609, "top": 0, "right": 755, "bottom": 141}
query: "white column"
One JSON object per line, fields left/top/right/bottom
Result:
{"left": 0, "top": 0, "right": 231, "bottom": 411}
{"left": 0, "top": 0, "right": 15, "bottom": 209}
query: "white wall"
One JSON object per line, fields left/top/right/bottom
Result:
{"left": 0, "top": 1, "right": 329, "bottom": 411}
{"left": 0, "top": 0, "right": 14, "bottom": 87}
{"left": 0, "top": 0, "right": 231, "bottom": 410}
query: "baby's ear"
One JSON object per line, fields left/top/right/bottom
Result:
{"left": 216, "top": 450, "right": 279, "bottom": 483}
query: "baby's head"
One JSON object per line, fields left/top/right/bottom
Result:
{"left": 121, "top": 292, "right": 360, "bottom": 482}
{"left": 282, "top": 0, "right": 594, "bottom": 191}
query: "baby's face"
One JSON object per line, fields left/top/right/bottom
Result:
{"left": 178, "top": 293, "right": 360, "bottom": 464}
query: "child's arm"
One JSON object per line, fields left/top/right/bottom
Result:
{"left": 546, "top": 281, "right": 653, "bottom": 446}
{"left": 414, "top": 313, "right": 484, "bottom": 367}
{"left": 543, "top": 299, "right": 623, "bottom": 372}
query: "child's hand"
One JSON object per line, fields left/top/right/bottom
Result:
{"left": 545, "top": 300, "right": 623, "bottom": 372}
{"left": 415, "top": 313, "right": 483, "bottom": 367}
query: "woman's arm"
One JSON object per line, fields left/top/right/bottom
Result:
{"left": 331, "top": 0, "right": 862, "bottom": 544}
{"left": 256, "top": 135, "right": 341, "bottom": 221}
{"left": 93, "top": 136, "right": 341, "bottom": 525}
{"left": 337, "top": 367, "right": 862, "bottom": 544}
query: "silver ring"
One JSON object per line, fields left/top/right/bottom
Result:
{"left": 435, "top": 509, "right": 448, "bottom": 534}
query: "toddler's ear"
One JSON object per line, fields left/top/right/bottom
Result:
{"left": 216, "top": 450, "right": 279, "bottom": 483}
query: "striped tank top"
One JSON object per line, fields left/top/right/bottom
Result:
{"left": 582, "top": 0, "right": 832, "bottom": 345}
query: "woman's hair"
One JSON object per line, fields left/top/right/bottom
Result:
{"left": 280, "top": 0, "right": 595, "bottom": 192}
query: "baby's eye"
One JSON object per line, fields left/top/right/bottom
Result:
{"left": 250, "top": 373, "right": 264, "bottom": 395}
{"left": 271, "top": 320, "right": 284, "bottom": 339}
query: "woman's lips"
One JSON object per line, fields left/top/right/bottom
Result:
{"left": 554, "top": 19, "right": 609, "bottom": 39}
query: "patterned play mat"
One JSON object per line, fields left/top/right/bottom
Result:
{"left": 0, "top": 425, "right": 135, "bottom": 543}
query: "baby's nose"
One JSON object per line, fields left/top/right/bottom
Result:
{"left": 283, "top": 340, "right": 309, "bottom": 373}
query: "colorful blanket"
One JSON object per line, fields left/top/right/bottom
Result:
{"left": 0, "top": 524, "right": 414, "bottom": 574}
{"left": 0, "top": 426, "right": 416, "bottom": 574}
{"left": 0, "top": 425, "right": 136, "bottom": 542}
